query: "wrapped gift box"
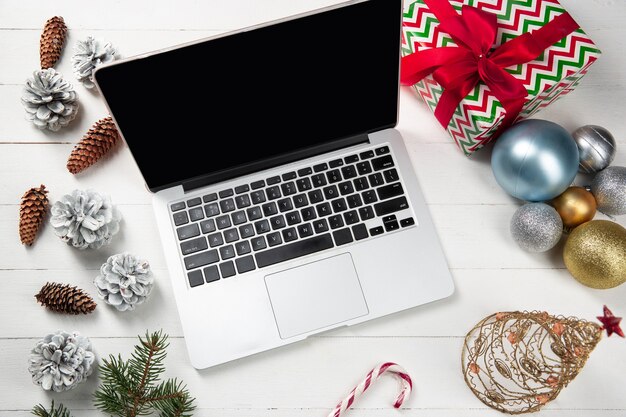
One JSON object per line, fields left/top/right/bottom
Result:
{"left": 401, "top": 0, "right": 601, "bottom": 155}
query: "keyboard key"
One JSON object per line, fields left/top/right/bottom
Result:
{"left": 341, "top": 165, "right": 357, "bottom": 179}
{"left": 347, "top": 194, "right": 363, "bottom": 208}
{"left": 224, "top": 228, "right": 239, "bottom": 243}
{"left": 189, "top": 207, "right": 204, "bottom": 222}
{"left": 293, "top": 194, "right": 309, "bottom": 208}
{"left": 313, "top": 218, "right": 329, "bottom": 233}
{"left": 308, "top": 189, "right": 324, "bottom": 204}
{"left": 370, "top": 226, "right": 384, "bottom": 236}
{"left": 328, "top": 215, "right": 344, "bottom": 229}
{"left": 377, "top": 182, "right": 404, "bottom": 200}
{"left": 385, "top": 220, "right": 400, "bottom": 232}
{"left": 296, "top": 177, "right": 312, "bottom": 192}
{"left": 208, "top": 232, "right": 224, "bottom": 247}
{"left": 247, "top": 206, "right": 262, "bottom": 221}
{"left": 401, "top": 217, "right": 415, "bottom": 227}
{"left": 239, "top": 223, "right": 255, "bottom": 239}
{"left": 204, "top": 203, "right": 220, "bottom": 217}
{"left": 372, "top": 155, "right": 394, "bottom": 171}
{"left": 267, "top": 176, "right": 281, "bottom": 185}
{"left": 333, "top": 228, "right": 353, "bottom": 246}
{"left": 200, "top": 219, "right": 216, "bottom": 234}
{"left": 252, "top": 236, "right": 267, "bottom": 251}
{"left": 286, "top": 211, "right": 301, "bottom": 225}
{"left": 220, "top": 245, "right": 235, "bottom": 260}
{"left": 301, "top": 206, "right": 317, "bottom": 221}
{"left": 343, "top": 210, "right": 359, "bottom": 225}
{"left": 311, "top": 174, "right": 327, "bottom": 188}
{"left": 262, "top": 202, "right": 278, "bottom": 216}
{"left": 278, "top": 198, "right": 293, "bottom": 212}
{"left": 204, "top": 265, "right": 220, "bottom": 283}
{"left": 171, "top": 202, "right": 185, "bottom": 212}
{"left": 184, "top": 249, "right": 219, "bottom": 270}
{"left": 344, "top": 154, "right": 359, "bottom": 164}
{"left": 282, "top": 171, "right": 297, "bottom": 181}
{"left": 298, "top": 223, "right": 314, "bottom": 238}
{"left": 235, "top": 255, "right": 256, "bottom": 273}
{"left": 326, "top": 169, "right": 342, "bottom": 183}
{"left": 338, "top": 181, "right": 354, "bottom": 195}
{"left": 282, "top": 227, "right": 298, "bottom": 242}
{"left": 352, "top": 223, "right": 369, "bottom": 240}
{"left": 177, "top": 223, "right": 200, "bottom": 240}
{"left": 362, "top": 190, "right": 378, "bottom": 204}
{"left": 173, "top": 211, "right": 189, "bottom": 226}
{"left": 267, "top": 231, "right": 283, "bottom": 247}
{"left": 313, "top": 163, "right": 328, "bottom": 172}
{"left": 331, "top": 198, "right": 347, "bottom": 213}
{"left": 235, "top": 194, "right": 251, "bottom": 209}
{"left": 374, "top": 196, "right": 409, "bottom": 216}
{"left": 323, "top": 185, "right": 339, "bottom": 200}
{"left": 251, "top": 190, "right": 266, "bottom": 204}
{"left": 255, "top": 219, "right": 271, "bottom": 234}
{"left": 219, "top": 189, "right": 234, "bottom": 198}
{"left": 255, "top": 234, "right": 334, "bottom": 268}
{"left": 270, "top": 215, "right": 286, "bottom": 230}
{"left": 360, "top": 150, "right": 375, "bottom": 159}
{"left": 384, "top": 168, "right": 399, "bottom": 183}
{"left": 180, "top": 236, "right": 208, "bottom": 255}
{"left": 216, "top": 215, "right": 231, "bottom": 229}
{"left": 267, "top": 186, "right": 282, "bottom": 200}
{"left": 235, "top": 184, "right": 250, "bottom": 194}
{"left": 298, "top": 167, "right": 312, "bottom": 177}
{"left": 356, "top": 161, "right": 372, "bottom": 175}
{"left": 359, "top": 206, "right": 375, "bottom": 221}
{"left": 316, "top": 202, "right": 332, "bottom": 217}
{"left": 281, "top": 182, "right": 297, "bottom": 196}
{"left": 187, "top": 197, "right": 202, "bottom": 207}
{"left": 353, "top": 177, "right": 369, "bottom": 191}
{"left": 235, "top": 240, "right": 252, "bottom": 255}
{"left": 220, "top": 198, "right": 236, "bottom": 213}
{"left": 202, "top": 193, "right": 217, "bottom": 203}
{"left": 220, "top": 261, "right": 236, "bottom": 278}
{"left": 251, "top": 180, "right": 265, "bottom": 190}
{"left": 376, "top": 146, "right": 390, "bottom": 155}
{"left": 368, "top": 173, "right": 384, "bottom": 187}
{"left": 231, "top": 210, "right": 247, "bottom": 225}
{"left": 329, "top": 159, "right": 344, "bottom": 168}
{"left": 188, "top": 270, "right": 204, "bottom": 287}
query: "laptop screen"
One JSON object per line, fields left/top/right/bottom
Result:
{"left": 95, "top": 0, "right": 402, "bottom": 192}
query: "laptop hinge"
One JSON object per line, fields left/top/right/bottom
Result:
{"left": 181, "top": 133, "right": 370, "bottom": 193}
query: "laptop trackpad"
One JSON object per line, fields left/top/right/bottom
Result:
{"left": 265, "top": 253, "right": 369, "bottom": 339}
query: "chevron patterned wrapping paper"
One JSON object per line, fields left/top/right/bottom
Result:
{"left": 401, "top": 0, "right": 601, "bottom": 156}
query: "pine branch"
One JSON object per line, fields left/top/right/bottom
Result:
{"left": 94, "top": 330, "right": 196, "bottom": 417}
{"left": 32, "top": 401, "right": 73, "bottom": 417}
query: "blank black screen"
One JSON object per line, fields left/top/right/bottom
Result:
{"left": 95, "top": 0, "right": 401, "bottom": 191}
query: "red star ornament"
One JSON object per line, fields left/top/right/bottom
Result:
{"left": 597, "top": 306, "right": 624, "bottom": 338}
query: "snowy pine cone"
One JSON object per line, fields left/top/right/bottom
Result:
{"left": 28, "top": 330, "right": 95, "bottom": 392}
{"left": 72, "top": 36, "right": 117, "bottom": 88}
{"left": 49, "top": 189, "right": 121, "bottom": 250}
{"left": 95, "top": 253, "right": 154, "bottom": 311}
{"left": 21, "top": 68, "right": 78, "bottom": 131}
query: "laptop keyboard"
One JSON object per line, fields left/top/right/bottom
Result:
{"left": 169, "top": 145, "right": 416, "bottom": 288}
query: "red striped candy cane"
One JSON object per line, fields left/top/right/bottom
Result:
{"left": 327, "top": 362, "right": 412, "bottom": 417}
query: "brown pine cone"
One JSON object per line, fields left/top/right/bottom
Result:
{"left": 19, "top": 185, "right": 49, "bottom": 246}
{"left": 40, "top": 16, "right": 68, "bottom": 69}
{"left": 67, "top": 117, "right": 121, "bottom": 174}
{"left": 35, "top": 282, "right": 97, "bottom": 315}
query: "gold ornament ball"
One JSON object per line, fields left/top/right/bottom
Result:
{"left": 551, "top": 186, "right": 597, "bottom": 229}
{"left": 564, "top": 220, "right": 626, "bottom": 289}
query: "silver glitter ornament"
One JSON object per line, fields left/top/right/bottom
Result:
{"left": 573, "top": 125, "right": 617, "bottom": 174}
{"left": 510, "top": 203, "right": 563, "bottom": 252}
{"left": 591, "top": 166, "right": 626, "bottom": 216}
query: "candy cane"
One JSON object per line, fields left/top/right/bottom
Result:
{"left": 327, "top": 362, "right": 413, "bottom": 417}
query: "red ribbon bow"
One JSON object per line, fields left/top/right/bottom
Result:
{"left": 401, "top": 0, "right": 580, "bottom": 130}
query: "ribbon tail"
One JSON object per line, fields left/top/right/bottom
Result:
{"left": 401, "top": 47, "right": 469, "bottom": 86}
{"left": 480, "top": 61, "right": 528, "bottom": 131}
{"left": 434, "top": 75, "right": 479, "bottom": 128}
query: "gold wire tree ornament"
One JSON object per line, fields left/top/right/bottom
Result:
{"left": 461, "top": 310, "right": 614, "bottom": 414}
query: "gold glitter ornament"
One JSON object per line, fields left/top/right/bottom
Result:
{"left": 551, "top": 186, "right": 597, "bottom": 229}
{"left": 564, "top": 220, "right": 626, "bottom": 289}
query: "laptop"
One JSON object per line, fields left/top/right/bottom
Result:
{"left": 94, "top": 0, "right": 454, "bottom": 369}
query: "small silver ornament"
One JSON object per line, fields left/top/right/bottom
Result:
{"left": 591, "top": 166, "right": 626, "bottom": 216}
{"left": 510, "top": 203, "right": 563, "bottom": 252}
{"left": 72, "top": 36, "right": 117, "bottom": 88}
{"left": 28, "top": 330, "right": 95, "bottom": 392}
{"left": 94, "top": 252, "right": 154, "bottom": 311}
{"left": 572, "top": 125, "right": 617, "bottom": 174}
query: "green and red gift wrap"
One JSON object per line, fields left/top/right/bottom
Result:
{"left": 401, "top": 0, "right": 601, "bottom": 155}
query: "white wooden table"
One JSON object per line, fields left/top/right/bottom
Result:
{"left": 1, "top": 0, "right": 625, "bottom": 415}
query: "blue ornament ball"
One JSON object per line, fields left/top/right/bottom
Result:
{"left": 491, "top": 119, "right": 579, "bottom": 202}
